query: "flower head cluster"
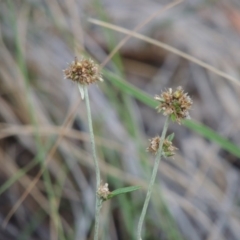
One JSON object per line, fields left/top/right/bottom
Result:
{"left": 147, "top": 136, "right": 177, "bottom": 157}
{"left": 155, "top": 86, "right": 192, "bottom": 124}
{"left": 64, "top": 57, "right": 103, "bottom": 85}
{"left": 97, "top": 182, "right": 110, "bottom": 200}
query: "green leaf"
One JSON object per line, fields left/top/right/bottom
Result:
{"left": 167, "top": 133, "right": 175, "bottom": 142}
{"left": 163, "top": 152, "right": 174, "bottom": 157}
{"left": 107, "top": 186, "right": 141, "bottom": 200}
{"left": 171, "top": 114, "right": 176, "bottom": 122}
{"left": 183, "top": 119, "right": 240, "bottom": 158}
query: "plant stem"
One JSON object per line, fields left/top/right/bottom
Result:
{"left": 82, "top": 86, "right": 101, "bottom": 240}
{"left": 137, "top": 116, "right": 169, "bottom": 240}
{"left": 94, "top": 199, "right": 103, "bottom": 240}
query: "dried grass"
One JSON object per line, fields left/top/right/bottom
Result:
{"left": 0, "top": 0, "right": 240, "bottom": 239}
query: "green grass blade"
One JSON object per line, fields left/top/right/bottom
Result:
{"left": 107, "top": 186, "right": 141, "bottom": 199}
{"left": 184, "top": 120, "right": 240, "bottom": 158}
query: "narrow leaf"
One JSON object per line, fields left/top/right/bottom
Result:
{"left": 78, "top": 84, "right": 85, "bottom": 99}
{"left": 171, "top": 114, "right": 176, "bottom": 122}
{"left": 167, "top": 133, "right": 175, "bottom": 142}
{"left": 107, "top": 186, "right": 141, "bottom": 200}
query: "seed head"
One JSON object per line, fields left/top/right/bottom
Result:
{"left": 155, "top": 86, "right": 193, "bottom": 124}
{"left": 97, "top": 182, "right": 110, "bottom": 200}
{"left": 64, "top": 57, "right": 103, "bottom": 85}
{"left": 147, "top": 136, "right": 177, "bottom": 157}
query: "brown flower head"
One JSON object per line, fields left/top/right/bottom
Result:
{"left": 64, "top": 57, "right": 103, "bottom": 85}
{"left": 97, "top": 182, "right": 110, "bottom": 200}
{"left": 147, "top": 136, "right": 177, "bottom": 157}
{"left": 155, "top": 86, "right": 193, "bottom": 124}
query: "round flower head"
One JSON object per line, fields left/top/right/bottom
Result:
{"left": 155, "top": 86, "right": 193, "bottom": 124}
{"left": 147, "top": 136, "right": 177, "bottom": 157}
{"left": 64, "top": 57, "right": 103, "bottom": 85}
{"left": 97, "top": 182, "right": 110, "bottom": 201}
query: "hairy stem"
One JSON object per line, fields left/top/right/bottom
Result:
{"left": 82, "top": 85, "right": 101, "bottom": 240}
{"left": 137, "top": 117, "right": 170, "bottom": 240}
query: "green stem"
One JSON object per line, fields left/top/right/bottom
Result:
{"left": 137, "top": 117, "right": 170, "bottom": 240}
{"left": 94, "top": 199, "right": 103, "bottom": 240}
{"left": 82, "top": 86, "right": 101, "bottom": 240}
{"left": 83, "top": 86, "right": 101, "bottom": 187}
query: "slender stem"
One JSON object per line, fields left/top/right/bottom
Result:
{"left": 94, "top": 199, "right": 103, "bottom": 240}
{"left": 137, "top": 117, "right": 170, "bottom": 240}
{"left": 83, "top": 86, "right": 101, "bottom": 187}
{"left": 82, "top": 86, "right": 101, "bottom": 240}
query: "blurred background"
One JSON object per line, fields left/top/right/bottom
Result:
{"left": 0, "top": 0, "right": 240, "bottom": 239}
